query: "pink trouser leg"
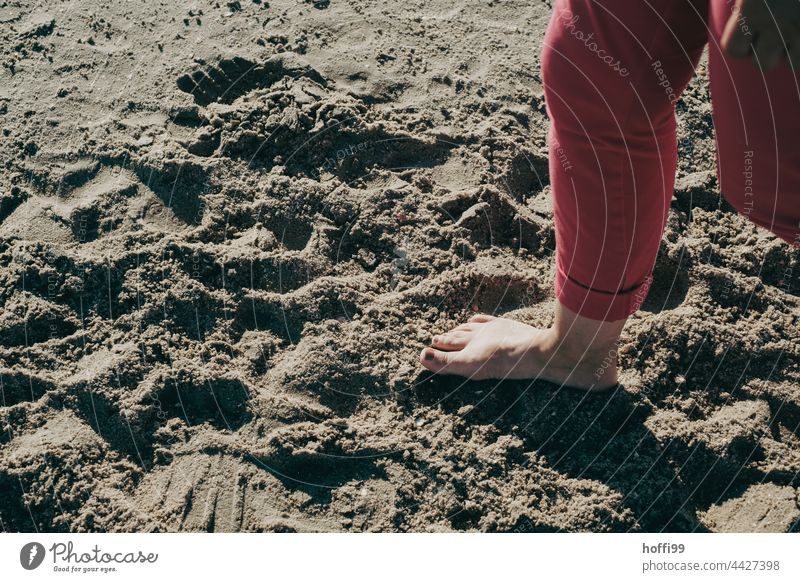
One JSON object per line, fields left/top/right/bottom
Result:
{"left": 708, "top": 1, "right": 800, "bottom": 247}
{"left": 542, "top": 0, "right": 708, "bottom": 321}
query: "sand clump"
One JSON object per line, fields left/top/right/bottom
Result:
{"left": 0, "top": 0, "right": 798, "bottom": 532}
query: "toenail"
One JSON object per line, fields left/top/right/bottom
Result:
{"left": 424, "top": 350, "right": 435, "bottom": 361}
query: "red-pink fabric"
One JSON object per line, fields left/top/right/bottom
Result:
{"left": 542, "top": 0, "right": 800, "bottom": 321}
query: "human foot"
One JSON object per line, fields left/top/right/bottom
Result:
{"left": 419, "top": 305, "right": 625, "bottom": 391}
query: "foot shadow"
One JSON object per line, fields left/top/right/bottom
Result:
{"left": 415, "top": 373, "right": 750, "bottom": 531}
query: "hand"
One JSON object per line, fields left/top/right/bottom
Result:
{"left": 721, "top": 0, "right": 800, "bottom": 70}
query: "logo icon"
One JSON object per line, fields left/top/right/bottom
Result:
{"left": 20, "top": 542, "right": 46, "bottom": 570}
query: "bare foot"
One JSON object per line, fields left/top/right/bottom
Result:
{"left": 419, "top": 304, "right": 625, "bottom": 391}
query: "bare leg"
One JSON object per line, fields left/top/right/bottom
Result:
{"left": 419, "top": 301, "right": 625, "bottom": 391}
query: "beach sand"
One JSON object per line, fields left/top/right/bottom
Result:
{"left": 0, "top": 0, "right": 798, "bottom": 532}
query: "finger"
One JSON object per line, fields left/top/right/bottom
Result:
{"left": 721, "top": 8, "right": 755, "bottom": 58}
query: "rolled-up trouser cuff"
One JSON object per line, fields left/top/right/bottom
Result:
{"left": 554, "top": 262, "right": 653, "bottom": 322}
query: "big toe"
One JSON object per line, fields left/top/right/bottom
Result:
{"left": 420, "top": 347, "right": 474, "bottom": 376}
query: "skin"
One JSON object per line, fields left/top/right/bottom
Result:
{"left": 420, "top": 0, "right": 800, "bottom": 390}
{"left": 420, "top": 302, "right": 625, "bottom": 391}
{"left": 722, "top": 0, "right": 800, "bottom": 69}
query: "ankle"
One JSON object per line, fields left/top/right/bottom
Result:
{"left": 549, "top": 301, "right": 625, "bottom": 357}
{"left": 542, "top": 324, "right": 615, "bottom": 357}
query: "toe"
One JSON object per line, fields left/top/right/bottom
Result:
{"left": 454, "top": 322, "right": 479, "bottom": 332}
{"left": 420, "top": 347, "right": 480, "bottom": 377}
{"left": 431, "top": 332, "right": 469, "bottom": 351}
{"left": 468, "top": 313, "right": 495, "bottom": 323}
{"left": 420, "top": 347, "right": 460, "bottom": 374}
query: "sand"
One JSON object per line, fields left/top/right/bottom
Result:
{"left": 0, "top": 0, "right": 798, "bottom": 533}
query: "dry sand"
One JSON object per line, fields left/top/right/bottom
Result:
{"left": 0, "top": 0, "right": 799, "bottom": 532}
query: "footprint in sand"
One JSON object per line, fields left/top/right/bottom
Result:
{"left": 176, "top": 53, "right": 327, "bottom": 106}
